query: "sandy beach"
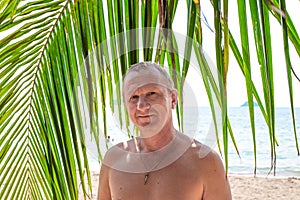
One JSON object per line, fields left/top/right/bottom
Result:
{"left": 80, "top": 172, "right": 300, "bottom": 199}
{"left": 228, "top": 175, "right": 300, "bottom": 200}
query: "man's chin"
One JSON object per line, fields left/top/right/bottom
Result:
{"left": 136, "top": 123, "right": 164, "bottom": 138}
{"left": 136, "top": 121, "right": 151, "bottom": 127}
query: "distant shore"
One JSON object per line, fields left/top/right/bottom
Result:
{"left": 79, "top": 172, "right": 300, "bottom": 200}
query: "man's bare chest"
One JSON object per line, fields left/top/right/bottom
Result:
{"left": 109, "top": 165, "right": 203, "bottom": 200}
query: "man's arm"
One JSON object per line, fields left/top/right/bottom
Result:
{"left": 202, "top": 151, "right": 232, "bottom": 200}
{"left": 97, "top": 164, "right": 111, "bottom": 200}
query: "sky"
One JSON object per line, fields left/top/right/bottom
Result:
{"left": 172, "top": 0, "right": 300, "bottom": 107}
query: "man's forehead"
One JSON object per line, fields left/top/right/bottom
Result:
{"left": 123, "top": 69, "right": 172, "bottom": 97}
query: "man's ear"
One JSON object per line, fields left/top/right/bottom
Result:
{"left": 171, "top": 89, "right": 178, "bottom": 109}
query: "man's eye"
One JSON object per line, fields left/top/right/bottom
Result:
{"left": 148, "top": 92, "right": 156, "bottom": 96}
{"left": 129, "top": 95, "right": 139, "bottom": 103}
{"left": 146, "top": 92, "right": 158, "bottom": 99}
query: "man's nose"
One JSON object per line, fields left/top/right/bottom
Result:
{"left": 137, "top": 96, "right": 150, "bottom": 110}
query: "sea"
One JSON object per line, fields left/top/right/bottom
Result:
{"left": 86, "top": 107, "right": 300, "bottom": 178}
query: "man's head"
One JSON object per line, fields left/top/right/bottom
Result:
{"left": 122, "top": 62, "right": 178, "bottom": 137}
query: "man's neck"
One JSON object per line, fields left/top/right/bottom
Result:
{"left": 139, "top": 126, "right": 176, "bottom": 152}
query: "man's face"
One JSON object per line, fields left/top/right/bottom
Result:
{"left": 123, "top": 70, "right": 177, "bottom": 137}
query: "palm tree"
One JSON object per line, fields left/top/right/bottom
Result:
{"left": 1, "top": 0, "right": 299, "bottom": 199}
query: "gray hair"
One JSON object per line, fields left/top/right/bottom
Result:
{"left": 123, "top": 62, "right": 173, "bottom": 88}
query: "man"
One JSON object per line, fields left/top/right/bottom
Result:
{"left": 98, "top": 62, "right": 231, "bottom": 199}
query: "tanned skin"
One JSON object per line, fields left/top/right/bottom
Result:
{"left": 98, "top": 63, "right": 231, "bottom": 200}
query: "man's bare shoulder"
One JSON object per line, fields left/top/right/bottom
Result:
{"left": 181, "top": 137, "right": 231, "bottom": 199}
{"left": 180, "top": 136, "right": 224, "bottom": 172}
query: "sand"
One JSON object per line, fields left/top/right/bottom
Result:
{"left": 81, "top": 172, "right": 300, "bottom": 199}
{"left": 228, "top": 175, "right": 300, "bottom": 200}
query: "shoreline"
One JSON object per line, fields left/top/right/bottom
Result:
{"left": 80, "top": 172, "right": 300, "bottom": 200}
{"left": 228, "top": 172, "right": 300, "bottom": 179}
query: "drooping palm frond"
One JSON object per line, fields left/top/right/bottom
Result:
{"left": 1, "top": 1, "right": 92, "bottom": 199}
{"left": 228, "top": 0, "right": 300, "bottom": 174}
{"left": 1, "top": 0, "right": 300, "bottom": 199}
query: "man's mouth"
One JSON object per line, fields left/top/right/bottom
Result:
{"left": 138, "top": 115, "right": 151, "bottom": 118}
{"left": 137, "top": 114, "right": 155, "bottom": 118}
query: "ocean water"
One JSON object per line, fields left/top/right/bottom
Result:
{"left": 225, "top": 107, "right": 300, "bottom": 177}
{"left": 86, "top": 107, "right": 300, "bottom": 177}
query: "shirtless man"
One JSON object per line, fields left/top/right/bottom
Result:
{"left": 98, "top": 62, "right": 231, "bottom": 200}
